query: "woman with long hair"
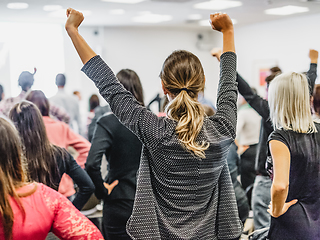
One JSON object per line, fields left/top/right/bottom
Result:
{"left": 65, "top": 9, "right": 242, "bottom": 239}
{"left": 86, "top": 68, "right": 144, "bottom": 239}
{"left": 25, "top": 90, "right": 91, "bottom": 201}
{"left": 0, "top": 117, "right": 103, "bottom": 240}
{"left": 266, "top": 72, "right": 320, "bottom": 239}
{"left": 9, "top": 100, "right": 94, "bottom": 210}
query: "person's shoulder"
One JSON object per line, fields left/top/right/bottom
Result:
{"left": 97, "top": 112, "right": 118, "bottom": 127}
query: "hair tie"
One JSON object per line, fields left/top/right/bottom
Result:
{"left": 179, "top": 88, "right": 189, "bottom": 93}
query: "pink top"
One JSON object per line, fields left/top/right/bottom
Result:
{"left": 0, "top": 183, "right": 103, "bottom": 240}
{"left": 42, "top": 116, "right": 91, "bottom": 197}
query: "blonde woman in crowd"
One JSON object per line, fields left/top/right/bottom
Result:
{"left": 266, "top": 72, "right": 320, "bottom": 240}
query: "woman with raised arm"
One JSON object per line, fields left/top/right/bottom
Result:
{"left": 9, "top": 100, "right": 95, "bottom": 210}
{"left": 0, "top": 117, "right": 103, "bottom": 240}
{"left": 66, "top": 9, "right": 242, "bottom": 239}
{"left": 266, "top": 72, "right": 320, "bottom": 240}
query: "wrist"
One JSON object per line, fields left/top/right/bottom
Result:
{"left": 311, "top": 59, "right": 318, "bottom": 64}
{"left": 66, "top": 26, "right": 78, "bottom": 36}
{"left": 221, "top": 28, "right": 234, "bottom": 34}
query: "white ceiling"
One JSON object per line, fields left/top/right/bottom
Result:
{"left": 1, "top": 0, "right": 320, "bottom": 28}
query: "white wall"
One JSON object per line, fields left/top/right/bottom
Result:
{"left": 54, "top": 12, "right": 320, "bottom": 112}
{"left": 63, "top": 26, "right": 222, "bottom": 111}
{"left": 235, "top": 13, "right": 320, "bottom": 97}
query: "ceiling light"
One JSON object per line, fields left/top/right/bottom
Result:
{"left": 133, "top": 12, "right": 172, "bottom": 23}
{"left": 101, "top": 0, "right": 146, "bottom": 3}
{"left": 188, "top": 14, "right": 202, "bottom": 20}
{"left": 199, "top": 18, "right": 237, "bottom": 26}
{"left": 43, "top": 5, "right": 63, "bottom": 11}
{"left": 7, "top": 2, "right": 29, "bottom": 9}
{"left": 194, "top": 0, "right": 242, "bottom": 10}
{"left": 109, "top": 9, "right": 125, "bottom": 15}
{"left": 265, "top": 5, "right": 309, "bottom": 15}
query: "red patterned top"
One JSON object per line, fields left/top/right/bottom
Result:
{"left": 0, "top": 183, "right": 103, "bottom": 240}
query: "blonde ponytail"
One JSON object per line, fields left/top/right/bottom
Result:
{"left": 161, "top": 50, "right": 209, "bottom": 158}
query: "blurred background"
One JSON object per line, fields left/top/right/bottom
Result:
{"left": 0, "top": 0, "right": 319, "bottom": 111}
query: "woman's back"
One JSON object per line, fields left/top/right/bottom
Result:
{"left": 80, "top": 51, "right": 241, "bottom": 239}
{"left": 0, "top": 183, "right": 103, "bottom": 240}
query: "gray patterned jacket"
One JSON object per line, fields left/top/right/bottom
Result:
{"left": 82, "top": 52, "right": 242, "bottom": 240}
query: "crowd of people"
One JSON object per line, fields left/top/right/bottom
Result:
{"left": 0, "top": 8, "right": 319, "bottom": 240}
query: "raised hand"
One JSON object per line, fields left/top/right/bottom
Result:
{"left": 209, "top": 13, "right": 233, "bottom": 33}
{"left": 309, "top": 49, "right": 318, "bottom": 64}
{"left": 211, "top": 47, "right": 222, "bottom": 62}
{"left": 65, "top": 8, "right": 84, "bottom": 33}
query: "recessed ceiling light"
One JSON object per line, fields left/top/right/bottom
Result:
{"left": 265, "top": 5, "right": 309, "bottom": 15}
{"left": 199, "top": 18, "right": 237, "bottom": 26}
{"left": 133, "top": 12, "right": 172, "bottom": 23}
{"left": 188, "top": 14, "right": 202, "bottom": 20}
{"left": 43, "top": 5, "right": 63, "bottom": 11}
{"left": 101, "top": 0, "right": 146, "bottom": 3}
{"left": 194, "top": 0, "right": 242, "bottom": 10}
{"left": 109, "top": 9, "right": 125, "bottom": 15}
{"left": 7, "top": 2, "right": 29, "bottom": 9}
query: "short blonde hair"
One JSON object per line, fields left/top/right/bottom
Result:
{"left": 268, "top": 72, "right": 317, "bottom": 133}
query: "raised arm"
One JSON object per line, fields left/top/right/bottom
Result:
{"left": 209, "top": 14, "right": 238, "bottom": 138}
{"left": 210, "top": 13, "right": 235, "bottom": 54}
{"left": 211, "top": 47, "right": 270, "bottom": 121}
{"left": 65, "top": 8, "right": 96, "bottom": 64}
{"left": 307, "top": 49, "right": 318, "bottom": 95}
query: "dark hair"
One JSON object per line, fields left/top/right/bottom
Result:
{"left": 18, "top": 71, "right": 35, "bottom": 91}
{"left": 89, "top": 94, "right": 100, "bottom": 111}
{"left": 265, "top": 66, "right": 282, "bottom": 86}
{"left": 9, "top": 101, "right": 63, "bottom": 190}
{"left": 56, "top": 73, "right": 66, "bottom": 87}
{"left": 116, "top": 69, "right": 144, "bottom": 106}
{"left": 0, "top": 117, "right": 26, "bottom": 240}
{"left": 0, "top": 84, "right": 3, "bottom": 101}
{"left": 25, "top": 90, "right": 50, "bottom": 116}
{"left": 313, "top": 85, "right": 320, "bottom": 115}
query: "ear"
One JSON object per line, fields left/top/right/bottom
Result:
{"left": 161, "top": 81, "right": 169, "bottom": 95}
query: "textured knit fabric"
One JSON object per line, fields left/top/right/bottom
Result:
{"left": 43, "top": 116, "right": 91, "bottom": 197}
{"left": 81, "top": 52, "right": 242, "bottom": 240}
{"left": 0, "top": 183, "right": 103, "bottom": 240}
{"left": 266, "top": 123, "right": 320, "bottom": 240}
